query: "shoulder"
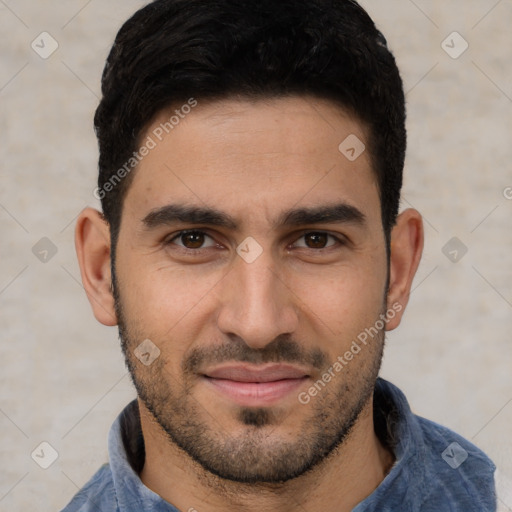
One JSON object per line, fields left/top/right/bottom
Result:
{"left": 60, "top": 463, "right": 117, "bottom": 512}
{"left": 415, "top": 415, "right": 496, "bottom": 511}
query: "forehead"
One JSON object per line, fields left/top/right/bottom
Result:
{"left": 123, "top": 96, "right": 380, "bottom": 229}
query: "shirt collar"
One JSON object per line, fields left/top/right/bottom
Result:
{"left": 107, "top": 399, "right": 177, "bottom": 511}
{"left": 354, "top": 378, "right": 430, "bottom": 509}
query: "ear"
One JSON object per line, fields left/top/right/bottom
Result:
{"left": 75, "top": 207, "right": 117, "bottom": 326}
{"left": 385, "top": 208, "right": 424, "bottom": 331}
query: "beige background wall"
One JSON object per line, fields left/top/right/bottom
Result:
{"left": 0, "top": 1, "right": 511, "bottom": 510}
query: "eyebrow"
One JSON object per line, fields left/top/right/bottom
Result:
{"left": 142, "top": 204, "right": 237, "bottom": 230}
{"left": 141, "top": 202, "right": 366, "bottom": 230}
{"left": 277, "top": 203, "right": 365, "bottom": 228}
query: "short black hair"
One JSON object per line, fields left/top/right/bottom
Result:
{"left": 94, "top": 0, "right": 406, "bottom": 258}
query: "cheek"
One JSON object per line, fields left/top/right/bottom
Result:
{"left": 116, "top": 256, "right": 224, "bottom": 348}
{"left": 288, "top": 262, "right": 386, "bottom": 338}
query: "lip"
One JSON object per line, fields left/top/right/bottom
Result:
{"left": 204, "top": 363, "right": 309, "bottom": 382}
{"left": 201, "top": 363, "right": 310, "bottom": 406}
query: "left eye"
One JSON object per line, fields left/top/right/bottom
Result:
{"left": 292, "top": 232, "right": 339, "bottom": 249}
{"left": 169, "top": 231, "right": 217, "bottom": 249}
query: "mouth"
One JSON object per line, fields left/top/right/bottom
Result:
{"left": 201, "top": 363, "right": 310, "bottom": 406}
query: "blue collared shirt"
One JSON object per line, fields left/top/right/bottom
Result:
{"left": 61, "top": 378, "right": 497, "bottom": 511}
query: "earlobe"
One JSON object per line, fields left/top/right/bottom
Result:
{"left": 75, "top": 207, "right": 118, "bottom": 326}
{"left": 385, "top": 208, "right": 424, "bottom": 331}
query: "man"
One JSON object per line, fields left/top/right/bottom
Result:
{"left": 63, "top": 0, "right": 497, "bottom": 510}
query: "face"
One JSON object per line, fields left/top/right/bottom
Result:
{"left": 112, "top": 96, "right": 390, "bottom": 483}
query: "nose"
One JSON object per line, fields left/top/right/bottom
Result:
{"left": 215, "top": 251, "right": 299, "bottom": 350}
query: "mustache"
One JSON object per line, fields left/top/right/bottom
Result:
{"left": 182, "top": 335, "right": 328, "bottom": 374}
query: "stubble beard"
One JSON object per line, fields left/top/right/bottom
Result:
{"left": 112, "top": 271, "right": 385, "bottom": 485}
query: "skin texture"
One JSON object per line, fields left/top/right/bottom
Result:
{"left": 75, "top": 96, "right": 423, "bottom": 512}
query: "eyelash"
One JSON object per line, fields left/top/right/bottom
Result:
{"left": 165, "top": 229, "right": 346, "bottom": 253}
{"left": 166, "top": 230, "right": 219, "bottom": 252}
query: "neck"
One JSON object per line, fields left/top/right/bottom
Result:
{"left": 139, "top": 398, "right": 394, "bottom": 512}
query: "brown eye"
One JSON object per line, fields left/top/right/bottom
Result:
{"left": 169, "top": 231, "right": 216, "bottom": 250}
{"left": 181, "top": 232, "right": 205, "bottom": 248}
{"left": 304, "top": 233, "right": 329, "bottom": 248}
{"left": 292, "top": 232, "right": 339, "bottom": 250}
